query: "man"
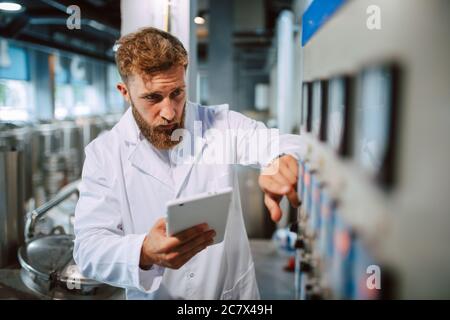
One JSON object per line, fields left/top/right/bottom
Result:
{"left": 73, "top": 27, "right": 305, "bottom": 299}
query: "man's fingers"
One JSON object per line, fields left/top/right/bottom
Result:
{"left": 260, "top": 174, "right": 299, "bottom": 208}
{"left": 279, "top": 160, "right": 298, "bottom": 186}
{"left": 283, "top": 155, "right": 299, "bottom": 178}
{"left": 173, "top": 223, "right": 210, "bottom": 242}
{"left": 162, "top": 223, "right": 209, "bottom": 251}
{"left": 154, "top": 218, "right": 167, "bottom": 231}
{"left": 171, "top": 229, "right": 216, "bottom": 257}
{"left": 270, "top": 170, "right": 295, "bottom": 193}
{"left": 274, "top": 164, "right": 300, "bottom": 208}
{"left": 171, "top": 238, "right": 214, "bottom": 269}
{"left": 286, "top": 188, "right": 300, "bottom": 208}
{"left": 264, "top": 194, "right": 283, "bottom": 222}
{"left": 270, "top": 170, "right": 291, "bottom": 188}
{"left": 259, "top": 175, "right": 290, "bottom": 195}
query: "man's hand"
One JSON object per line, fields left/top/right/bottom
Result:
{"left": 140, "top": 218, "right": 216, "bottom": 270}
{"left": 258, "top": 155, "right": 300, "bottom": 222}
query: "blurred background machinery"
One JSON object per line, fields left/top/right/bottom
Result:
{"left": 286, "top": 0, "right": 450, "bottom": 299}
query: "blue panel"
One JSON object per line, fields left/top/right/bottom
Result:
{"left": 302, "top": 0, "right": 347, "bottom": 46}
{"left": 0, "top": 45, "right": 29, "bottom": 80}
{"left": 56, "top": 55, "right": 71, "bottom": 84}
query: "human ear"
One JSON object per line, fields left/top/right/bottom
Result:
{"left": 117, "top": 82, "right": 131, "bottom": 104}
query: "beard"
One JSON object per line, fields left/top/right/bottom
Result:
{"left": 131, "top": 103, "right": 186, "bottom": 150}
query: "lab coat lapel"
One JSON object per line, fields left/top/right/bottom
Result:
{"left": 119, "top": 107, "right": 174, "bottom": 190}
{"left": 128, "top": 139, "right": 174, "bottom": 189}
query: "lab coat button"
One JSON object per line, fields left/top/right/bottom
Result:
{"left": 189, "top": 272, "right": 195, "bottom": 278}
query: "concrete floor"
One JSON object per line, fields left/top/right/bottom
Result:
{"left": 0, "top": 239, "right": 295, "bottom": 300}
{"left": 250, "top": 239, "right": 295, "bottom": 300}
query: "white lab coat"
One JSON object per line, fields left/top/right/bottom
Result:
{"left": 73, "top": 101, "right": 305, "bottom": 299}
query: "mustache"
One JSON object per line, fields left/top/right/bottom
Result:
{"left": 154, "top": 121, "right": 181, "bottom": 131}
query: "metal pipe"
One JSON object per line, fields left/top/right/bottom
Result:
{"left": 25, "top": 179, "right": 80, "bottom": 241}
{"left": 276, "top": 10, "right": 295, "bottom": 135}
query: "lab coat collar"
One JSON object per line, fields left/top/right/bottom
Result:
{"left": 118, "top": 102, "right": 206, "bottom": 196}
{"left": 117, "top": 106, "right": 140, "bottom": 146}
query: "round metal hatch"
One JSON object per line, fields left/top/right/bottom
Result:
{"left": 18, "top": 234, "right": 121, "bottom": 299}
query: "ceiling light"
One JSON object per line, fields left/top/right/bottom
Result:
{"left": 194, "top": 16, "right": 205, "bottom": 25}
{"left": 112, "top": 43, "right": 120, "bottom": 52}
{"left": 0, "top": 2, "right": 23, "bottom": 12}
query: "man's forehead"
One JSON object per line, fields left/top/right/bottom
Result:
{"left": 131, "top": 69, "right": 185, "bottom": 91}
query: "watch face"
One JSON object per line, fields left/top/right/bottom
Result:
{"left": 327, "top": 77, "right": 346, "bottom": 151}
{"left": 354, "top": 65, "right": 394, "bottom": 177}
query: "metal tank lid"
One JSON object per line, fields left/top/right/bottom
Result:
{"left": 18, "top": 234, "right": 99, "bottom": 287}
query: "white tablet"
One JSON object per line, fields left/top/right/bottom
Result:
{"left": 166, "top": 187, "right": 233, "bottom": 245}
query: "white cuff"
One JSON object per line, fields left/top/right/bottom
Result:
{"left": 128, "top": 233, "right": 165, "bottom": 293}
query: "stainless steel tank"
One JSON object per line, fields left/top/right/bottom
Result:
{"left": 0, "top": 126, "right": 34, "bottom": 202}
{"left": 19, "top": 182, "right": 122, "bottom": 299}
{"left": 0, "top": 147, "right": 25, "bottom": 268}
{"left": 35, "top": 123, "right": 62, "bottom": 157}
{"left": 18, "top": 234, "right": 121, "bottom": 299}
{"left": 28, "top": 123, "right": 65, "bottom": 204}
{"left": 59, "top": 121, "right": 82, "bottom": 182}
{"left": 76, "top": 116, "right": 106, "bottom": 164}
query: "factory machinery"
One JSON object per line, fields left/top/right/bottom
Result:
{"left": 286, "top": 0, "right": 450, "bottom": 299}
{"left": 0, "top": 114, "right": 120, "bottom": 206}
{"left": 0, "top": 112, "right": 122, "bottom": 298}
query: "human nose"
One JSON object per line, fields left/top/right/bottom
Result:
{"left": 160, "top": 102, "right": 176, "bottom": 122}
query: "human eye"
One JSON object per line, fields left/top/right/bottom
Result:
{"left": 170, "top": 88, "right": 184, "bottom": 99}
{"left": 144, "top": 93, "right": 163, "bottom": 103}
